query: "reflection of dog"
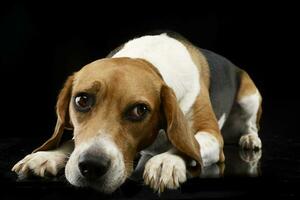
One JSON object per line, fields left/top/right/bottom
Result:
{"left": 12, "top": 32, "right": 262, "bottom": 193}
{"left": 221, "top": 146, "right": 262, "bottom": 177}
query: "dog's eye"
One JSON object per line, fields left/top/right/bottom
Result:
{"left": 126, "top": 104, "right": 149, "bottom": 121}
{"left": 74, "top": 93, "right": 94, "bottom": 112}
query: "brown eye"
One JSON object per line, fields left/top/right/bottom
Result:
{"left": 126, "top": 103, "right": 150, "bottom": 121}
{"left": 74, "top": 93, "right": 94, "bottom": 112}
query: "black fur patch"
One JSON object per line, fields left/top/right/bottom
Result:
{"left": 200, "top": 49, "right": 240, "bottom": 119}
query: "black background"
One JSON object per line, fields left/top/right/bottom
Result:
{"left": 1, "top": 2, "right": 298, "bottom": 139}
{"left": 1, "top": 1, "right": 299, "bottom": 198}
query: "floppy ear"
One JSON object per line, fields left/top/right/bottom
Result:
{"left": 33, "top": 75, "right": 74, "bottom": 152}
{"left": 161, "top": 85, "right": 203, "bottom": 168}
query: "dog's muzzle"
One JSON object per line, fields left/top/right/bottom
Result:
{"left": 65, "top": 136, "right": 127, "bottom": 193}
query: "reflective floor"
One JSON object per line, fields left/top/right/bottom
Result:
{"left": 0, "top": 132, "right": 299, "bottom": 199}
{"left": 130, "top": 146, "right": 262, "bottom": 181}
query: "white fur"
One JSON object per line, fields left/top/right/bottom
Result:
{"left": 238, "top": 91, "right": 262, "bottom": 149}
{"left": 12, "top": 150, "right": 67, "bottom": 177}
{"left": 195, "top": 131, "right": 220, "bottom": 167}
{"left": 65, "top": 133, "right": 126, "bottom": 193}
{"left": 239, "top": 133, "right": 262, "bottom": 149}
{"left": 218, "top": 113, "right": 226, "bottom": 129}
{"left": 113, "top": 33, "right": 200, "bottom": 114}
{"left": 238, "top": 91, "right": 260, "bottom": 135}
{"left": 221, "top": 90, "right": 262, "bottom": 148}
{"left": 143, "top": 149, "right": 187, "bottom": 193}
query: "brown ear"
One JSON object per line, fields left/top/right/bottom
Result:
{"left": 33, "top": 75, "right": 74, "bottom": 152}
{"left": 161, "top": 85, "right": 203, "bottom": 168}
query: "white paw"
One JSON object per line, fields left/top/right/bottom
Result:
{"left": 143, "top": 152, "right": 186, "bottom": 193}
{"left": 12, "top": 151, "right": 67, "bottom": 177}
{"left": 239, "top": 134, "right": 262, "bottom": 149}
{"left": 195, "top": 132, "right": 220, "bottom": 167}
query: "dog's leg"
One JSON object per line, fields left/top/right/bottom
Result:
{"left": 234, "top": 71, "right": 262, "bottom": 150}
{"left": 143, "top": 148, "right": 187, "bottom": 193}
{"left": 237, "top": 93, "right": 262, "bottom": 149}
{"left": 237, "top": 94, "right": 262, "bottom": 151}
{"left": 12, "top": 140, "right": 74, "bottom": 177}
{"left": 190, "top": 85, "right": 225, "bottom": 166}
{"left": 143, "top": 86, "right": 227, "bottom": 193}
{"left": 143, "top": 132, "right": 222, "bottom": 193}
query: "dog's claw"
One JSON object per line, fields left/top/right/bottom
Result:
{"left": 143, "top": 152, "right": 187, "bottom": 193}
{"left": 11, "top": 151, "right": 66, "bottom": 177}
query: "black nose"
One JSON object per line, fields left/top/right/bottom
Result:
{"left": 78, "top": 153, "right": 111, "bottom": 180}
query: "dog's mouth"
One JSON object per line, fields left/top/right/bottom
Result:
{"left": 83, "top": 157, "right": 136, "bottom": 193}
{"left": 87, "top": 172, "right": 127, "bottom": 193}
{"left": 65, "top": 159, "right": 128, "bottom": 193}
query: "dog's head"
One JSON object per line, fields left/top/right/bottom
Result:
{"left": 34, "top": 58, "right": 201, "bottom": 193}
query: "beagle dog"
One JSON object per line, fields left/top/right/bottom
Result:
{"left": 12, "top": 32, "right": 262, "bottom": 193}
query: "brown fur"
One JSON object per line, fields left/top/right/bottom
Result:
{"left": 237, "top": 70, "right": 263, "bottom": 130}
{"left": 160, "top": 85, "right": 202, "bottom": 166}
{"left": 237, "top": 70, "right": 258, "bottom": 101}
{"left": 35, "top": 57, "right": 203, "bottom": 176}
{"left": 179, "top": 39, "right": 225, "bottom": 162}
{"left": 189, "top": 82, "right": 225, "bottom": 162}
{"left": 70, "top": 58, "right": 165, "bottom": 176}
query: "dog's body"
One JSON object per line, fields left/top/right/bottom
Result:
{"left": 12, "top": 33, "right": 262, "bottom": 193}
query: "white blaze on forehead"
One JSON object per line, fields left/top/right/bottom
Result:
{"left": 113, "top": 33, "right": 200, "bottom": 114}
{"left": 97, "top": 135, "right": 123, "bottom": 158}
{"left": 195, "top": 131, "right": 220, "bottom": 167}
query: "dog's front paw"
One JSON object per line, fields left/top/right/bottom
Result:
{"left": 239, "top": 133, "right": 262, "bottom": 150}
{"left": 143, "top": 152, "right": 186, "bottom": 193}
{"left": 12, "top": 151, "right": 67, "bottom": 177}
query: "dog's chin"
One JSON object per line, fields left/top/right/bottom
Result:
{"left": 91, "top": 166, "right": 132, "bottom": 193}
{"left": 65, "top": 135, "right": 130, "bottom": 193}
{"left": 89, "top": 176, "right": 127, "bottom": 194}
{"left": 66, "top": 172, "right": 127, "bottom": 194}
